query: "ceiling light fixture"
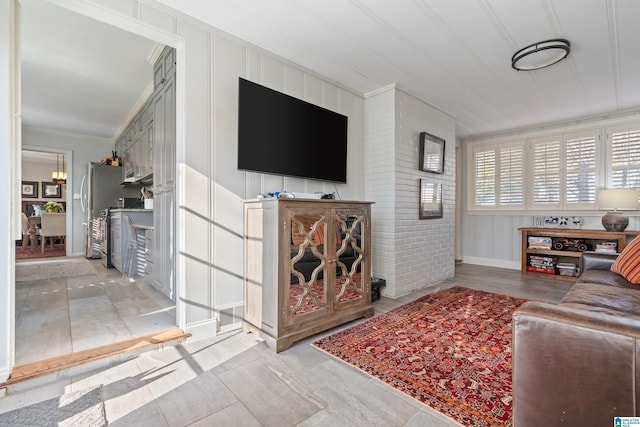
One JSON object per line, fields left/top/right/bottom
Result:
{"left": 52, "top": 153, "right": 67, "bottom": 185}
{"left": 512, "top": 39, "right": 571, "bottom": 71}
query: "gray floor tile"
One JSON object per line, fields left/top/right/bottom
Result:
{"left": 155, "top": 371, "right": 239, "bottom": 427}
{"left": 216, "top": 358, "right": 323, "bottom": 427}
{"left": 187, "top": 402, "right": 262, "bottom": 427}
{"left": 107, "top": 399, "right": 168, "bottom": 427}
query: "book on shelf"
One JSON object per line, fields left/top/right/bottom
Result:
{"left": 529, "top": 255, "right": 556, "bottom": 266}
{"left": 528, "top": 236, "right": 552, "bottom": 250}
{"left": 526, "top": 266, "right": 555, "bottom": 274}
{"left": 595, "top": 242, "right": 617, "bottom": 253}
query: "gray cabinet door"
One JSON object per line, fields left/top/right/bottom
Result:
{"left": 151, "top": 48, "right": 176, "bottom": 302}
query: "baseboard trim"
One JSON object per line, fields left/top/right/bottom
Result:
{"left": 186, "top": 319, "right": 218, "bottom": 342}
{"left": 462, "top": 257, "right": 520, "bottom": 270}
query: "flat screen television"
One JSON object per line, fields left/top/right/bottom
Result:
{"left": 237, "top": 78, "right": 348, "bottom": 183}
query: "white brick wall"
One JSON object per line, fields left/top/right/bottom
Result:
{"left": 365, "top": 86, "right": 456, "bottom": 297}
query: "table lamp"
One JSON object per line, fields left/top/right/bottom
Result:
{"left": 598, "top": 189, "right": 638, "bottom": 232}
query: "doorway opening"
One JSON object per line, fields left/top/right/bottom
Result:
{"left": 18, "top": 149, "right": 69, "bottom": 260}
{"left": 13, "top": 0, "right": 181, "bottom": 372}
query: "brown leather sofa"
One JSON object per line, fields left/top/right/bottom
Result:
{"left": 513, "top": 251, "right": 640, "bottom": 426}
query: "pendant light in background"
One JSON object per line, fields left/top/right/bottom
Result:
{"left": 52, "top": 153, "right": 67, "bottom": 185}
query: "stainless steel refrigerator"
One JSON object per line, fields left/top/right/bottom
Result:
{"left": 81, "top": 162, "right": 139, "bottom": 258}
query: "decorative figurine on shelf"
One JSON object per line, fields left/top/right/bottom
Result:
{"left": 553, "top": 238, "right": 590, "bottom": 252}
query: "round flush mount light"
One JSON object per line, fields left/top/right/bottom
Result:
{"left": 511, "top": 39, "right": 571, "bottom": 71}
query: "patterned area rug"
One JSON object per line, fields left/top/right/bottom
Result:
{"left": 16, "top": 244, "right": 66, "bottom": 260}
{"left": 313, "top": 286, "right": 528, "bottom": 427}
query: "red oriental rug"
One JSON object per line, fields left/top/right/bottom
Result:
{"left": 15, "top": 244, "right": 66, "bottom": 260}
{"left": 313, "top": 286, "right": 528, "bottom": 427}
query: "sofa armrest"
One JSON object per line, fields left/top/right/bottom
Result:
{"left": 581, "top": 251, "right": 618, "bottom": 271}
{"left": 513, "top": 301, "right": 640, "bottom": 426}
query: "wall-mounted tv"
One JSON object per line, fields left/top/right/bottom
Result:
{"left": 237, "top": 78, "right": 348, "bottom": 183}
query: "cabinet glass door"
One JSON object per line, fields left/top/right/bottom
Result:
{"left": 286, "top": 211, "right": 329, "bottom": 322}
{"left": 335, "top": 209, "right": 366, "bottom": 305}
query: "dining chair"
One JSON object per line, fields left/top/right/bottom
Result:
{"left": 38, "top": 213, "right": 66, "bottom": 253}
{"left": 20, "top": 212, "right": 30, "bottom": 249}
{"left": 122, "top": 214, "right": 139, "bottom": 281}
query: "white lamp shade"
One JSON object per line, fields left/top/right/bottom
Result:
{"left": 598, "top": 189, "right": 639, "bottom": 211}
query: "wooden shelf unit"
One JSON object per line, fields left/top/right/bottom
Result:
{"left": 518, "top": 227, "right": 639, "bottom": 281}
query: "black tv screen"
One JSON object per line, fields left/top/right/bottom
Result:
{"left": 237, "top": 78, "right": 348, "bottom": 183}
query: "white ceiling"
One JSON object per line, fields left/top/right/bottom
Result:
{"left": 21, "top": 0, "right": 157, "bottom": 139}
{"left": 21, "top": 0, "right": 640, "bottom": 139}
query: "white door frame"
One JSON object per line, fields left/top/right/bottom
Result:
{"left": 3, "top": 0, "right": 186, "bottom": 379}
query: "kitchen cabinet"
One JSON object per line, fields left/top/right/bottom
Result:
{"left": 113, "top": 46, "right": 175, "bottom": 300}
{"left": 152, "top": 46, "right": 176, "bottom": 301}
{"left": 116, "top": 100, "right": 153, "bottom": 183}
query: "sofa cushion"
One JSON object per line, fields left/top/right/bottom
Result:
{"left": 611, "top": 235, "right": 640, "bottom": 284}
{"left": 560, "top": 282, "right": 640, "bottom": 318}
{"left": 578, "top": 269, "right": 634, "bottom": 289}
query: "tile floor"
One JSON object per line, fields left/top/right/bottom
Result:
{"left": 15, "top": 258, "right": 176, "bottom": 365}
{"left": 2, "top": 264, "right": 572, "bottom": 426}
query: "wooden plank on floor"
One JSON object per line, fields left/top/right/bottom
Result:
{"left": 4, "top": 327, "right": 190, "bottom": 386}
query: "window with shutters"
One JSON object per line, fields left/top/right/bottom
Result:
{"left": 473, "top": 147, "right": 496, "bottom": 206}
{"left": 565, "top": 132, "right": 596, "bottom": 206}
{"left": 609, "top": 125, "right": 640, "bottom": 191}
{"left": 531, "top": 137, "right": 561, "bottom": 206}
{"left": 468, "top": 128, "right": 600, "bottom": 212}
{"left": 470, "top": 143, "right": 523, "bottom": 209}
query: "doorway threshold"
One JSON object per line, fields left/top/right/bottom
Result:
{"left": 1, "top": 327, "right": 190, "bottom": 392}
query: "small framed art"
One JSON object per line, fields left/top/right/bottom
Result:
{"left": 21, "top": 181, "right": 38, "bottom": 198}
{"left": 419, "top": 132, "right": 445, "bottom": 174}
{"left": 419, "top": 179, "right": 443, "bottom": 219}
{"left": 42, "top": 182, "right": 61, "bottom": 198}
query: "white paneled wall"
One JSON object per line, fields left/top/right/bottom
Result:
{"left": 78, "top": 2, "right": 366, "bottom": 339}
{"left": 365, "top": 86, "right": 456, "bottom": 297}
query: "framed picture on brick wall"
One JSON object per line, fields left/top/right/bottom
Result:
{"left": 419, "top": 132, "right": 445, "bottom": 174}
{"left": 419, "top": 179, "right": 443, "bottom": 219}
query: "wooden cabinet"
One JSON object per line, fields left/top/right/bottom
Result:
{"left": 243, "top": 198, "right": 375, "bottom": 352}
{"left": 518, "top": 227, "right": 639, "bottom": 281}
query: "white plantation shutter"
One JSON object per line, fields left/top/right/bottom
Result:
{"left": 610, "top": 126, "right": 640, "bottom": 190}
{"left": 473, "top": 147, "right": 496, "bottom": 206}
{"left": 565, "top": 133, "right": 596, "bottom": 205}
{"left": 499, "top": 145, "right": 523, "bottom": 205}
{"left": 471, "top": 143, "right": 523, "bottom": 209}
{"left": 532, "top": 138, "right": 561, "bottom": 206}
